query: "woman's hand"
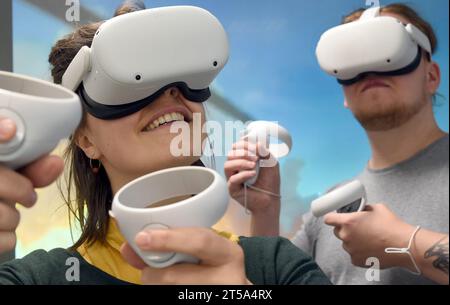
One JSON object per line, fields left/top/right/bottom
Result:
{"left": 120, "top": 228, "right": 251, "bottom": 285}
{"left": 0, "top": 118, "right": 64, "bottom": 254}
{"left": 225, "top": 140, "right": 281, "bottom": 236}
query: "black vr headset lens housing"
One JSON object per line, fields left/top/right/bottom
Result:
{"left": 79, "top": 82, "right": 211, "bottom": 120}
{"left": 338, "top": 47, "right": 425, "bottom": 86}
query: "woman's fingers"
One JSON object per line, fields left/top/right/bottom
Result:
{"left": 134, "top": 228, "right": 238, "bottom": 265}
{"left": 0, "top": 231, "right": 16, "bottom": 253}
{"left": 0, "top": 203, "right": 20, "bottom": 231}
{"left": 0, "top": 155, "right": 63, "bottom": 207}
{"left": 120, "top": 243, "right": 148, "bottom": 270}
{"left": 0, "top": 118, "right": 17, "bottom": 143}
{"left": 224, "top": 159, "right": 257, "bottom": 180}
{"left": 0, "top": 166, "right": 37, "bottom": 207}
{"left": 19, "top": 155, "right": 64, "bottom": 188}
{"left": 227, "top": 170, "right": 256, "bottom": 194}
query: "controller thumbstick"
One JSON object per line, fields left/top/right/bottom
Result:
{"left": 0, "top": 109, "right": 26, "bottom": 155}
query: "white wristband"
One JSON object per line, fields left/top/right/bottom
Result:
{"left": 385, "top": 225, "right": 422, "bottom": 276}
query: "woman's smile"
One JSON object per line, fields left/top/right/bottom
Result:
{"left": 139, "top": 105, "right": 193, "bottom": 133}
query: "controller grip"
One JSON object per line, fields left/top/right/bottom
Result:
{"left": 245, "top": 161, "right": 260, "bottom": 186}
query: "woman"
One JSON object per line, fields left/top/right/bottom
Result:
{"left": 0, "top": 1, "right": 330, "bottom": 285}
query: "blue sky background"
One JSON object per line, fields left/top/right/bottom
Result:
{"left": 13, "top": 0, "right": 449, "bottom": 232}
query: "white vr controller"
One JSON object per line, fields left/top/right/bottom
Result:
{"left": 110, "top": 166, "right": 229, "bottom": 268}
{"left": 311, "top": 180, "right": 367, "bottom": 217}
{"left": 0, "top": 71, "right": 82, "bottom": 169}
{"left": 316, "top": 6, "right": 432, "bottom": 85}
{"left": 241, "top": 121, "right": 293, "bottom": 185}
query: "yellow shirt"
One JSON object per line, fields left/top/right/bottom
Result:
{"left": 77, "top": 220, "right": 239, "bottom": 284}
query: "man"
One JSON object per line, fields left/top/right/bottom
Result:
{"left": 225, "top": 3, "right": 448, "bottom": 285}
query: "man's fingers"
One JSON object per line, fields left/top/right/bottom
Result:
{"left": 19, "top": 155, "right": 64, "bottom": 188}
{"left": 333, "top": 226, "right": 341, "bottom": 239}
{"left": 324, "top": 212, "right": 353, "bottom": 227}
{"left": 120, "top": 242, "right": 148, "bottom": 270}
{"left": 134, "top": 228, "right": 237, "bottom": 265}
{"left": 224, "top": 159, "right": 257, "bottom": 180}
{"left": 0, "top": 118, "right": 17, "bottom": 143}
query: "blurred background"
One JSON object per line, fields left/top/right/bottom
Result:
{"left": 0, "top": 0, "right": 448, "bottom": 260}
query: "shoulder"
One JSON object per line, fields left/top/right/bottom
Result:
{"left": 239, "top": 236, "right": 331, "bottom": 285}
{"left": 0, "top": 248, "right": 128, "bottom": 285}
{"left": 0, "top": 248, "right": 72, "bottom": 284}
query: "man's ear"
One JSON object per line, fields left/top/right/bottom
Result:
{"left": 75, "top": 127, "right": 101, "bottom": 159}
{"left": 427, "top": 61, "right": 441, "bottom": 95}
{"left": 344, "top": 99, "right": 349, "bottom": 108}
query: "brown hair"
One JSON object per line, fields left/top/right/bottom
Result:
{"left": 50, "top": 1, "right": 146, "bottom": 250}
{"left": 343, "top": 3, "right": 438, "bottom": 59}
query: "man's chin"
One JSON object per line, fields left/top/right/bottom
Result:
{"left": 355, "top": 112, "right": 408, "bottom": 131}
{"left": 354, "top": 105, "right": 425, "bottom": 132}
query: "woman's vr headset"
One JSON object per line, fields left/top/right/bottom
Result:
{"left": 62, "top": 6, "right": 229, "bottom": 120}
{"left": 316, "top": 6, "right": 432, "bottom": 86}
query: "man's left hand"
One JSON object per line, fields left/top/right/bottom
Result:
{"left": 324, "top": 204, "right": 416, "bottom": 269}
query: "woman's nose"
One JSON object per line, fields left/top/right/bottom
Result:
{"left": 165, "top": 87, "right": 180, "bottom": 98}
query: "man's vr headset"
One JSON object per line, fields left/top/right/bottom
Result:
{"left": 62, "top": 6, "right": 229, "bottom": 120}
{"left": 316, "top": 6, "right": 432, "bottom": 86}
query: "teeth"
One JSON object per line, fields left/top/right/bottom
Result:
{"left": 143, "top": 112, "right": 186, "bottom": 132}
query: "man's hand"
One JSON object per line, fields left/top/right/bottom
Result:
{"left": 324, "top": 204, "right": 449, "bottom": 284}
{"left": 324, "top": 204, "right": 415, "bottom": 269}
{"left": 120, "top": 228, "right": 251, "bottom": 285}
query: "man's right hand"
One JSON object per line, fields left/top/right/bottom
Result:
{"left": 0, "top": 118, "right": 64, "bottom": 254}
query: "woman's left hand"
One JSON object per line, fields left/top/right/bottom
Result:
{"left": 120, "top": 228, "right": 251, "bottom": 285}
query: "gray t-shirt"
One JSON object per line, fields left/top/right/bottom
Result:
{"left": 292, "top": 135, "right": 449, "bottom": 285}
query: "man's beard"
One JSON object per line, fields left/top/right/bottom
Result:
{"left": 352, "top": 92, "right": 428, "bottom": 132}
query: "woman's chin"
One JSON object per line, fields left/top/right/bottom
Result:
{"left": 138, "top": 156, "right": 201, "bottom": 173}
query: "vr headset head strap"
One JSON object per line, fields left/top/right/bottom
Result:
{"left": 360, "top": 6, "right": 432, "bottom": 55}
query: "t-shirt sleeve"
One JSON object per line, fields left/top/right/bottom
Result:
{"left": 0, "top": 250, "right": 52, "bottom": 285}
{"left": 239, "top": 236, "right": 331, "bottom": 285}
{"left": 290, "top": 212, "right": 320, "bottom": 256}
{"left": 292, "top": 182, "right": 352, "bottom": 256}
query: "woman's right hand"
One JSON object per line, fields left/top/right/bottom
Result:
{"left": 225, "top": 140, "right": 281, "bottom": 236}
{"left": 0, "top": 118, "right": 64, "bottom": 254}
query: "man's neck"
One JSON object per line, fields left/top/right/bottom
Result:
{"left": 366, "top": 105, "right": 446, "bottom": 170}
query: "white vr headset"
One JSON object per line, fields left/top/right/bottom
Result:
{"left": 316, "top": 6, "right": 432, "bottom": 85}
{"left": 62, "top": 6, "right": 229, "bottom": 120}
